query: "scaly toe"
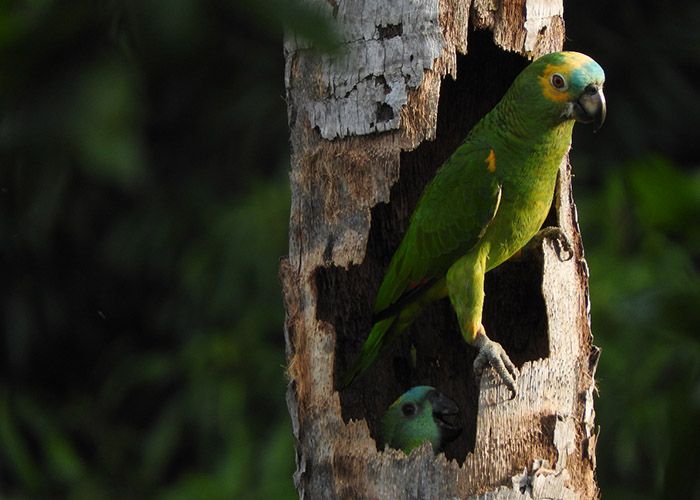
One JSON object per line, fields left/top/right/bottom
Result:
{"left": 541, "top": 226, "right": 573, "bottom": 262}
{"left": 473, "top": 336, "right": 518, "bottom": 397}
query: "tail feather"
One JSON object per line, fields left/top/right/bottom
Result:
{"left": 340, "top": 317, "right": 396, "bottom": 388}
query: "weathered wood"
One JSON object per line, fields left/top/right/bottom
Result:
{"left": 282, "top": 0, "right": 598, "bottom": 497}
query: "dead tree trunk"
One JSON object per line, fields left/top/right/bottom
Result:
{"left": 281, "top": 0, "right": 599, "bottom": 497}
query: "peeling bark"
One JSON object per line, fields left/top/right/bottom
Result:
{"left": 282, "top": 0, "right": 598, "bottom": 498}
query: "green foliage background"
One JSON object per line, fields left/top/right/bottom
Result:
{"left": 1, "top": 1, "right": 698, "bottom": 498}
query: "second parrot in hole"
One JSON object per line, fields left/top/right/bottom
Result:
{"left": 380, "top": 386, "right": 461, "bottom": 454}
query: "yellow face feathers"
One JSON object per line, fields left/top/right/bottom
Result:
{"left": 537, "top": 52, "right": 598, "bottom": 103}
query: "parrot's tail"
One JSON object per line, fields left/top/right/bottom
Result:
{"left": 339, "top": 317, "right": 397, "bottom": 388}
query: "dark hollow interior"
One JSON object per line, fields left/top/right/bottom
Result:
{"left": 315, "top": 30, "right": 552, "bottom": 462}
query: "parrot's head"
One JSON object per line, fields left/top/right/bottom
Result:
{"left": 520, "top": 51, "right": 606, "bottom": 130}
{"left": 380, "top": 386, "right": 462, "bottom": 454}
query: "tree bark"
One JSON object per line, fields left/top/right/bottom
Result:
{"left": 281, "top": 0, "right": 599, "bottom": 498}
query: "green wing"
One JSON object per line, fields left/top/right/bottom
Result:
{"left": 340, "top": 144, "right": 502, "bottom": 388}
{"left": 373, "top": 144, "right": 502, "bottom": 315}
{"left": 339, "top": 145, "right": 502, "bottom": 388}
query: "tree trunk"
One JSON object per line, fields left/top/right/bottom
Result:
{"left": 281, "top": 0, "right": 599, "bottom": 498}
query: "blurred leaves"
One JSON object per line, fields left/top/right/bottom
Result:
{"left": 579, "top": 157, "right": 700, "bottom": 499}
{"left": 565, "top": 3, "right": 700, "bottom": 496}
{"left": 0, "top": 0, "right": 338, "bottom": 497}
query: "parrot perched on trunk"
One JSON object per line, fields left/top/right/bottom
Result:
{"left": 341, "top": 52, "right": 606, "bottom": 395}
{"left": 380, "top": 386, "right": 462, "bottom": 454}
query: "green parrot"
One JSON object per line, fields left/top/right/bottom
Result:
{"left": 342, "top": 52, "right": 606, "bottom": 394}
{"left": 380, "top": 386, "right": 462, "bottom": 454}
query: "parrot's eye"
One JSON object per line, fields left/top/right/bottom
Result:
{"left": 401, "top": 403, "right": 416, "bottom": 417}
{"left": 550, "top": 73, "right": 567, "bottom": 91}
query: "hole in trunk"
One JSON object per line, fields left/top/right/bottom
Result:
{"left": 318, "top": 30, "right": 550, "bottom": 463}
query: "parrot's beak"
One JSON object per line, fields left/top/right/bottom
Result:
{"left": 573, "top": 84, "right": 606, "bottom": 131}
{"left": 428, "top": 389, "right": 462, "bottom": 445}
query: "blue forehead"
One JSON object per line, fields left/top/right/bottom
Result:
{"left": 571, "top": 59, "right": 605, "bottom": 89}
{"left": 401, "top": 385, "right": 433, "bottom": 401}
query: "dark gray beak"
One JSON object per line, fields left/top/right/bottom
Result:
{"left": 574, "top": 84, "right": 606, "bottom": 131}
{"left": 427, "top": 389, "right": 462, "bottom": 448}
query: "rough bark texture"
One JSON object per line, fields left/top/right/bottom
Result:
{"left": 282, "top": 0, "right": 599, "bottom": 498}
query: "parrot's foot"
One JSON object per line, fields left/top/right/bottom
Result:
{"left": 536, "top": 226, "right": 573, "bottom": 262}
{"left": 473, "top": 331, "right": 519, "bottom": 397}
{"left": 509, "top": 226, "right": 573, "bottom": 263}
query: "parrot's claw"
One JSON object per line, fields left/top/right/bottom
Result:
{"left": 473, "top": 332, "right": 519, "bottom": 398}
{"left": 537, "top": 226, "right": 573, "bottom": 262}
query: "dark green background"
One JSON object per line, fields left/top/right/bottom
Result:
{"left": 1, "top": 1, "right": 698, "bottom": 498}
